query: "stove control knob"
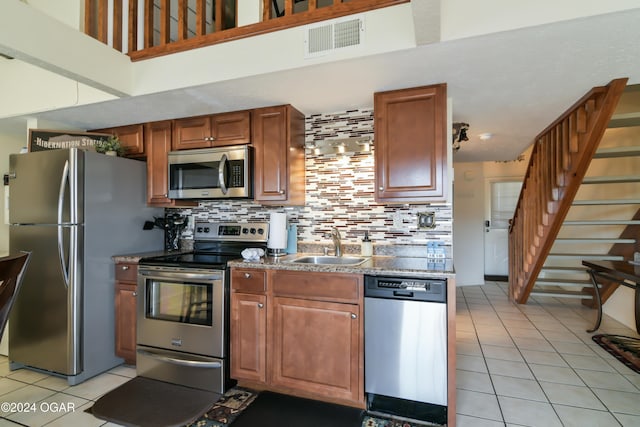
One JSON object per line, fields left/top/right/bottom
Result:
{"left": 204, "top": 227, "right": 210, "bottom": 233}
{"left": 258, "top": 228, "right": 264, "bottom": 235}
{"left": 196, "top": 227, "right": 203, "bottom": 233}
{"left": 242, "top": 228, "right": 249, "bottom": 234}
{"left": 250, "top": 228, "right": 256, "bottom": 234}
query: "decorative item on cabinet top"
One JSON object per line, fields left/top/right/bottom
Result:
{"left": 305, "top": 136, "right": 372, "bottom": 156}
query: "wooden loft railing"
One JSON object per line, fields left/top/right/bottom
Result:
{"left": 84, "top": 0, "right": 406, "bottom": 61}
{"left": 508, "top": 78, "right": 628, "bottom": 304}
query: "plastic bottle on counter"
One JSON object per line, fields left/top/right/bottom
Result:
{"left": 361, "top": 231, "right": 373, "bottom": 257}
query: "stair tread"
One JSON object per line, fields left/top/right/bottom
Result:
{"left": 554, "top": 238, "right": 635, "bottom": 243}
{"left": 573, "top": 199, "right": 640, "bottom": 205}
{"left": 530, "top": 290, "right": 592, "bottom": 298}
{"left": 535, "top": 278, "right": 592, "bottom": 285}
{"left": 582, "top": 175, "right": 640, "bottom": 184}
{"left": 594, "top": 145, "right": 640, "bottom": 157}
{"left": 547, "top": 253, "right": 624, "bottom": 259}
{"left": 563, "top": 221, "right": 640, "bottom": 226}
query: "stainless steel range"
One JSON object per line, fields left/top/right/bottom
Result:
{"left": 136, "top": 221, "right": 268, "bottom": 393}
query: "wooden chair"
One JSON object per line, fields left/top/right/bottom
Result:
{"left": 0, "top": 252, "right": 31, "bottom": 337}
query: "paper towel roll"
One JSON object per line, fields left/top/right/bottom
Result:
{"left": 267, "top": 212, "right": 288, "bottom": 250}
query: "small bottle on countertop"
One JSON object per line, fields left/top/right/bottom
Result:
{"left": 361, "top": 231, "right": 373, "bottom": 257}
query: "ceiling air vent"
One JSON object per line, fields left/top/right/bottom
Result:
{"left": 305, "top": 16, "right": 364, "bottom": 58}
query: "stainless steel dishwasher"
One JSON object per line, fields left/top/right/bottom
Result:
{"left": 364, "top": 275, "right": 447, "bottom": 425}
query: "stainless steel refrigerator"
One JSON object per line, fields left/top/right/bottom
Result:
{"left": 7, "top": 148, "right": 162, "bottom": 385}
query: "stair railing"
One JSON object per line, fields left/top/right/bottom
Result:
{"left": 509, "top": 78, "right": 628, "bottom": 304}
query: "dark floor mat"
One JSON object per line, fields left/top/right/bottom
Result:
{"left": 230, "top": 391, "right": 363, "bottom": 427}
{"left": 592, "top": 334, "right": 640, "bottom": 374}
{"left": 90, "top": 376, "right": 220, "bottom": 427}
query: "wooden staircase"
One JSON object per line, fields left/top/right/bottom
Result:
{"left": 530, "top": 144, "right": 640, "bottom": 301}
{"left": 508, "top": 78, "right": 630, "bottom": 304}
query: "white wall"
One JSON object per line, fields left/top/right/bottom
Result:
{"left": 453, "top": 150, "right": 531, "bottom": 286}
{"left": 0, "top": 124, "right": 29, "bottom": 255}
{"left": 453, "top": 163, "right": 485, "bottom": 286}
{"left": 440, "top": 0, "right": 640, "bottom": 41}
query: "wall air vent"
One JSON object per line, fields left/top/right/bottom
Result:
{"left": 305, "top": 15, "right": 364, "bottom": 58}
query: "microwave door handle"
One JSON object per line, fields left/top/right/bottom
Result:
{"left": 219, "top": 153, "right": 228, "bottom": 195}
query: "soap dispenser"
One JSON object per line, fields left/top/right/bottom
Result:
{"left": 361, "top": 231, "right": 373, "bottom": 257}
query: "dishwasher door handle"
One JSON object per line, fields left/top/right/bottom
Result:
{"left": 393, "top": 290, "right": 414, "bottom": 298}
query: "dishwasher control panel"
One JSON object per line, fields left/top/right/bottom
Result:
{"left": 364, "top": 275, "right": 446, "bottom": 303}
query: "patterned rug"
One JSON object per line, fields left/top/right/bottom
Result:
{"left": 592, "top": 334, "right": 640, "bottom": 374}
{"left": 185, "top": 387, "right": 258, "bottom": 427}
{"left": 184, "top": 388, "right": 427, "bottom": 427}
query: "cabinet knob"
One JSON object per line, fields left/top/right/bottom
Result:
{"left": 258, "top": 303, "right": 264, "bottom": 308}
{"left": 351, "top": 313, "right": 357, "bottom": 319}
{"left": 279, "top": 190, "right": 285, "bottom": 195}
{"left": 378, "top": 186, "right": 384, "bottom": 191}
{"left": 244, "top": 273, "right": 252, "bottom": 279}
{"left": 121, "top": 265, "right": 129, "bottom": 270}
{"left": 132, "top": 291, "right": 137, "bottom": 297}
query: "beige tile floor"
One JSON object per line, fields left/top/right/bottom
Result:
{"left": 0, "top": 281, "right": 639, "bottom": 426}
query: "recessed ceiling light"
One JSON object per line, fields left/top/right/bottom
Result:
{"left": 478, "top": 133, "right": 493, "bottom": 141}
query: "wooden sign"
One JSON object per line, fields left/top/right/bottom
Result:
{"left": 28, "top": 129, "right": 111, "bottom": 152}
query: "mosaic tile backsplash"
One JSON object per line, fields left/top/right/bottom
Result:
{"left": 172, "top": 108, "right": 452, "bottom": 254}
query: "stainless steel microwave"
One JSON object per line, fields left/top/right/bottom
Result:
{"left": 168, "top": 145, "right": 253, "bottom": 199}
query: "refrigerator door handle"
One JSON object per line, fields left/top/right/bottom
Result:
{"left": 57, "top": 160, "right": 70, "bottom": 288}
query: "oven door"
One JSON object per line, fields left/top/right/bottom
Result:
{"left": 167, "top": 146, "right": 252, "bottom": 199}
{"left": 137, "top": 266, "right": 225, "bottom": 357}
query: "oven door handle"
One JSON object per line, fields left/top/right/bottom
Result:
{"left": 137, "top": 349, "right": 222, "bottom": 369}
{"left": 138, "top": 269, "right": 223, "bottom": 282}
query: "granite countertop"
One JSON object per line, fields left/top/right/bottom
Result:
{"left": 228, "top": 253, "right": 455, "bottom": 279}
{"left": 112, "top": 250, "right": 189, "bottom": 263}
{"left": 113, "top": 250, "right": 455, "bottom": 279}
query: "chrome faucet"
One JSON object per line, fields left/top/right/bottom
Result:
{"left": 330, "top": 227, "right": 342, "bottom": 257}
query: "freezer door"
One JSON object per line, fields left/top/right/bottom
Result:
{"left": 9, "top": 224, "right": 82, "bottom": 375}
{"left": 8, "top": 148, "right": 83, "bottom": 225}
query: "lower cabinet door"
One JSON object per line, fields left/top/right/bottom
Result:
{"left": 115, "top": 282, "right": 137, "bottom": 364}
{"left": 271, "top": 297, "right": 361, "bottom": 403}
{"left": 230, "top": 293, "right": 267, "bottom": 383}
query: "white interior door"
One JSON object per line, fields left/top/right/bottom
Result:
{"left": 484, "top": 180, "right": 522, "bottom": 277}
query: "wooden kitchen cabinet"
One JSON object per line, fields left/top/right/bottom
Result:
{"left": 172, "top": 111, "right": 251, "bottom": 150}
{"left": 374, "top": 84, "right": 448, "bottom": 203}
{"left": 230, "top": 268, "right": 267, "bottom": 382}
{"left": 145, "top": 120, "right": 196, "bottom": 207}
{"left": 230, "top": 293, "right": 267, "bottom": 383}
{"left": 272, "top": 296, "right": 361, "bottom": 403}
{"left": 114, "top": 262, "right": 138, "bottom": 364}
{"left": 252, "top": 105, "right": 305, "bottom": 205}
{"left": 91, "top": 124, "right": 145, "bottom": 158}
{"left": 230, "top": 268, "right": 364, "bottom": 407}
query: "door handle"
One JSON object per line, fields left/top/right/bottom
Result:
{"left": 219, "top": 154, "right": 228, "bottom": 195}
{"left": 57, "top": 160, "right": 70, "bottom": 289}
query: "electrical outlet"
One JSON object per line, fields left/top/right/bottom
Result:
{"left": 418, "top": 212, "right": 435, "bottom": 229}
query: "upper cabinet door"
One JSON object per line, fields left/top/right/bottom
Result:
{"left": 374, "top": 84, "right": 448, "bottom": 203}
{"left": 172, "top": 116, "right": 212, "bottom": 150}
{"left": 211, "top": 111, "right": 251, "bottom": 146}
{"left": 173, "top": 111, "right": 251, "bottom": 150}
{"left": 90, "top": 124, "right": 145, "bottom": 158}
{"left": 253, "top": 105, "right": 305, "bottom": 205}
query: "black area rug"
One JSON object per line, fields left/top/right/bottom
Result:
{"left": 90, "top": 376, "right": 220, "bottom": 427}
{"left": 229, "top": 391, "right": 364, "bottom": 427}
{"left": 592, "top": 334, "right": 640, "bottom": 374}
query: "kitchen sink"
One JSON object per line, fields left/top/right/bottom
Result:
{"left": 288, "top": 256, "right": 369, "bottom": 266}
